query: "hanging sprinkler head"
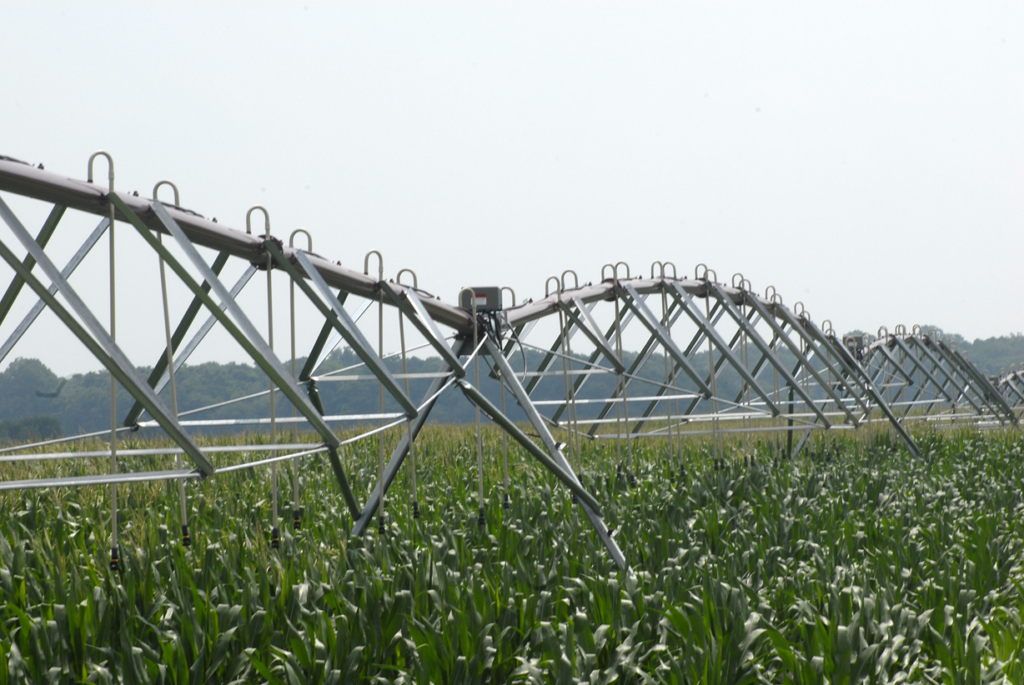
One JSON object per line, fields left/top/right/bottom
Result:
{"left": 271, "top": 527, "right": 280, "bottom": 549}
{"left": 181, "top": 524, "right": 191, "bottom": 547}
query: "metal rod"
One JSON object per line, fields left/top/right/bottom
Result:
{"left": 0, "top": 216, "right": 109, "bottom": 367}
{"left": 0, "top": 203, "right": 64, "bottom": 328}
{"left": 123, "top": 252, "right": 235, "bottom": 426}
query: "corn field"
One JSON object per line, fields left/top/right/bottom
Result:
{"left": 2, "top": 426, "right": 1024, "bottom": 683}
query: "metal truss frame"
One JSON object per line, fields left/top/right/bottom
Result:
{"left": 0, "top": 154, "right": 1019, "bottom": 571}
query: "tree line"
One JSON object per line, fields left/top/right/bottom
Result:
{"left": 1, "top": 326, "right": 1021, "bottom": 441}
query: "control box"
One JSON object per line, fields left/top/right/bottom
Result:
{"left": 845, "top": 335, "right": 867, "bottom": 361}
{"left": 460, "top": 287, "right": 502, "bottom": 312}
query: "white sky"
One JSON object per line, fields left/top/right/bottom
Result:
{"left": 1, "top": 2, "right": 1022, "bottom": 376}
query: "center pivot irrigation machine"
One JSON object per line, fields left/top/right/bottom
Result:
{"left": 0, "top": 152, "right": 1019, "bottom": 571}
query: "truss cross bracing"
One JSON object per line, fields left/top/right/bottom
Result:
{"left": 0, "top": 153, "right": 1019, "bottom": 570}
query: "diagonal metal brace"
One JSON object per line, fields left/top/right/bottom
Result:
{"left": 287, "top": 248, "right": 417, "bottom": 418}
{"left": 822, "top": 335, "right": 923, "bottom": 459}
{"left": 123, "top": 251, "right": 234, "bottom": 426}
{"left": 379, "top": 281, "right": 464, "bottom": 376}
{"left": 351, "top": 339, "right": 470, "bottom": 536}
{"left": 299, "top": 289, "right": 347, "bottom": 382}
{"left": 738, "top": 293, "right": 845, "bottom": 427}
{"left": 561, "top": 297, "right": 624, "bottom": 373}
{"left": 660, "top": 282, "right": 779, "bottom": 414}
{"left": 894, "top": 337, "right": 956, "bottom": 404}
{"left": 0, "top": 216, "right": 109, "bottom": 367}
{"left": 0, "top": 204, "right": 65, "bottom": 328}
{"left": 617, "top": 283, "right": 713, "bottom": 398}
{"left": 803, "top": 321, "right": 889, "bottom": 420}
{"left": 632, "top": 301, "right": 733, "bottom": 431}
{"left": 485, "top": 337, "right": 627, "bottom": 570}
{"left": 127, "top": 198, "right": 361, "bottom": 513}
{"left": 0, "top": 197, "right": 215, "bottom": 476}
{"left": 907, "top": 337, "right": 976, "bottom": 410}
{"left": 943, "top": 343, "right": 1018, "bottom": 425}
{"left": 456, "top": 379, "right": 603, "bottom": 514}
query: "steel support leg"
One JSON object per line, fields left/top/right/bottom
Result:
{"left": 351, "top": 339, "right": 470, "bottom": 536}
{"left": 486, "top": 337, "right": 628, "bottom": 570}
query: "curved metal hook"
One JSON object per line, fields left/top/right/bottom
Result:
{"left": 152, "top": 180, "right": 180, "bottom": 207}
{"left": 396, "top": 268, "right": 418, "bottom": 289}
{"left": 602, "top": 262, "right": 630, "bottom": 281}
{"left": 289, "top": 228, "right": 313, "bottom": 252}
{"left": 651, "top": 260, "right": 678, "bottom": 280}
{"left": 731, "top": 272, "right": 745, "bottom": 288}
{"left": 364, "top": 250, "right": 384, "bottom": 280}
{"left": 87, "top": 151, "right": 115, "bottom": 192}
{"left": 793, "top": 301, "right": 807, "bottom": 320}
{"left": 912, "top": 324, "right": 923, "bottom": 336}
{"left": 545, "top": 275, "right": 562, "bottom": 299}
{"left": 501, "top": 286, "right": 516, "bottom": 308}
{"left": 561, "top": 269, "right": 579, "bottom": 292}
{"left": 246, "top": 206, "right": 271, "bottom": 238}
{"left": 877, "top": 325, "right": 889, "bottom": 339}
{"left": 822, "top": 319, "right": 834, "bottom": 337}
{"left": 894, "top": 324, "right": 907, "bottom": 336}
{"left": 458, "top": 287, "right": 479, "bottom": 318}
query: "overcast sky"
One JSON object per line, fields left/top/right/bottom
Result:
{"left": 1, "top": 2, "right": 1022, "bottom": 376}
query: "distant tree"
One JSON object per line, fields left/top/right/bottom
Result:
{"left": 920, "top": 325, "right": 969, "bottom": 349}
{"left": 0, "top": 358, "right": 62, "bottom": 420}
{"left": 0, "top": 415, "right": 62, "bottom": 444}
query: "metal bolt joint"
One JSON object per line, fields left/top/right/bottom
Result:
{"left": 254, "top": 237, "right": 285, "bottom": 270}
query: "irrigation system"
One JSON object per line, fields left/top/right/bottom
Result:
{"left": 0, "top": 152, "right": 1019, "bottom": 570}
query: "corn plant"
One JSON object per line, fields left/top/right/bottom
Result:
{"left": 1, "top": 426, "right": 1023, "bottom": 683}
